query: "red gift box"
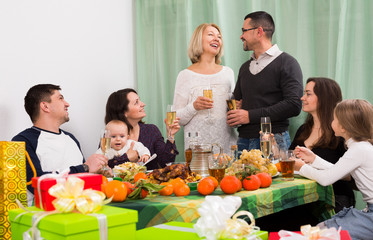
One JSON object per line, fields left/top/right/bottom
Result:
{"left": 32, "top": 173, "right": 102, "bottom": 211}
{"left": 269, "top": 230, "right": 351, "bottom": 240}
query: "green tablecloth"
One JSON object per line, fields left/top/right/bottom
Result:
{"left": 109, "top": 176, "right": 335, "bottom": 230}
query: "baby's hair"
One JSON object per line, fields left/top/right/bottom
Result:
{"left": 334, "top": 99, "right": 373, "bottom": 144}
{"left": 106, "top": 120, "right": 129, "bottom": 133}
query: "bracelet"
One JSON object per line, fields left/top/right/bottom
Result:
{"left": 167, "top": 136, "right": 175, "bottom": 141}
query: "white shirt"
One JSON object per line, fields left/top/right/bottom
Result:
{"left": 173, "top": 66, "right": 238, "bottom": 153}
{"left": 249, "top": 44, "right": 283, "bottom": 75}
{"left": 96, "top": 139, "right": 150, "bottom": 160}
{"left": 299, "top": 139, "right": 373, "bottom": 204}
{"left": 37, "top": 130, "right": 83, "bottom": 172}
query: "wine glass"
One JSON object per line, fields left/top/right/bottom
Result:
{"left": 166, "top": 105, "right": 176, "bottom": 140}
{"left": 226, "top": 92, "right": 236, "bottom": 110}
{"left": 261, "top": 117, "right": 271, "bottom": 133}
{"left": 100, "top": 129, "right": 111, "bottom": 171}
{"left": 203, "top": 86, "right": 213, "bottom": 121}
{"left": 260, "top": 132, "right": 272, "bottom": 161}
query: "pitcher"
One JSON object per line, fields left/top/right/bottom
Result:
{"left": 191, "top": 143, "right": 224, "bottom": 178}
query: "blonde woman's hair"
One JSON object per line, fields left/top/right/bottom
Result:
{"left": 334, "top": 99, "right": 373, "bottom": 144}
{"left": 187, "top": 23, "right": 223, "bottom": 64}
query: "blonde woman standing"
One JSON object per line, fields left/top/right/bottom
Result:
{"left": 173, "top": 23, "right": 237, "bottom": 153}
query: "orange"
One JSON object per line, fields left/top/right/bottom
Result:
{"left": 256, "top": 172, "right": 272, "bottom": 188}
{"left": 170, "top": 178, "right": 185, "bottom": 190}
{"left": 134, "top": 172, "right": 148, "bottom": 183}
{"left": 123, "top": 181, "right": 135, "bottom": 195}
{"left": 174, "top": 183, "right": 190, "bottom": 196}
{"left": 242, "top": 175, "right": 261, "bottom": 191}
{"left": 237, "top": 178, "right": 242, "bottom": 192}
{"left": 101, "top": 175, "right": 109, "bottom": 193}
{"left": 159, "top": 182, "right": 173, "bottom": 196}
{"left": 197, "top": 178, "right": 215, "bottom": 196}
{"left": 275, "top": 162, "right": 281, "bottom": 172}
{"left": 105, "top": 180, "right": 127, "bottom": 202}
{"left": 207, "top": 176, "right": 219, "bottom": 189}
{"left": 220, "top": 176, "right": 241, "bottom": 194}
{"left": 141, "top": 189, "right": 149, "bottom": 199}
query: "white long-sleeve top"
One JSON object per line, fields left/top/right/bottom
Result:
{"left": 96, "top": 139, "right": 150, "bottom": 160}
{"left": 299, "top": 139, "right": 373, "bottom": 204}
{"left": 172, "top": 66, "right": 238, "bottom": 153}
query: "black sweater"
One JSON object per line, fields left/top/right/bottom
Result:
{"left": 234, "top": 52, "right": 303, "bottom": 138}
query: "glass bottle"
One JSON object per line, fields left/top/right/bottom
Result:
{"left": 185, "top": 132, "right": 193, "bottom": 166}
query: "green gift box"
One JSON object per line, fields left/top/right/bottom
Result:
{"left": 136, "top": 221, "right": 268, "bottom": 240}
{"left": 9, "top": 206, "right": 137, "bottom": 240}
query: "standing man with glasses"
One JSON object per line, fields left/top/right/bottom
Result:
{"left": 227, "top": 11, "right": 303, "bottom": 151}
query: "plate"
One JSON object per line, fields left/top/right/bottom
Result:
{"left": 272, "top": 172, "right": 280, "bottom": 178}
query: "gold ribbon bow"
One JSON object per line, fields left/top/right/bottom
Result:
{"left": 48, "top": 176, "right": 109, "bottom": 214}
{"left": 219, "top": 211, "right": 260, "bottom": 239}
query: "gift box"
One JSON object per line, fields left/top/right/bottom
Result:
{"left": 268, "top": 230, "right": 351, "bottom": 240}
{"left": 9, "top": 205, "right": 137, "bottom": 240}
{"left": 0, "top": 141, "right": 28, "bottom": 240}
{"left": 32, "top": 173, "right": 102, "bottom": 211}
{"left": 136, "top": 221, "right": 268, "bottom": 240}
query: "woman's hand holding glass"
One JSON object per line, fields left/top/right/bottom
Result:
{"left": 193, "top": 96, "right": 214, "bottom": 111}
{"left": 164, "top": 116, "right": 181, "bottom": 142}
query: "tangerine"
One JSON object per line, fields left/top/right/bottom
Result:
{"left": 123, "top": 181, "right": 135, "bottom": 195}
{"left": 101, "top": 175, "right": 109, "bottom": 193}
{"left": 141, "top": 189, "right": 149, "bottom": 199}
{"left": 174, "top": 183, "right": 190, "bottom": 196}
{"left": 197, "top": 178, "right": 215, "bottom": 195}
{"left": 134, "top": 172, "right": 147, "bottom": 183}
{"left": 275, "top": 162, "right": 281, "bottom": 172}
{"left": 170, "top": 178, "right": 185, "bottom": 190}
{"left": 207, "top": 176, "right": 219, "bottom": 189}
{"left": 256, "top": 172, "right": 272, "bottom": 188}
{"left": 242, "top": 175, "right": 261, "bottom": 191}
{"left": 159, "top": 182, "right": 173, "bottom": 196}
{"left": 105, "top": 180, "right": 127, "bottom": 202}
{"left": 220, "top": 176, "right": 241, "bottom": 194}
{"left": 237, "top": 178, "right": 242, "bottom": 192}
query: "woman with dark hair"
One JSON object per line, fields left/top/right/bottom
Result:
{"left": 105, "top": 88, "right": 180, "bottom": 170}
{"left": 290, "top": 77, "right": 355, "bottom": 212}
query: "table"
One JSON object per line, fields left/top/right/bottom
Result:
{"left": 109, "top": 176, "right": 335, "bottom": 230}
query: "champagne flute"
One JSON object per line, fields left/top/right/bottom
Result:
{"left": 100, "top": 129, "right": 111, "bottom": 171}
{"left": 203, "top": 86, "right": 213, "bottom": 120}
{"left": 226, "top": 92, "right": 236, "bottom": 110}
{"left": 260, "top": 132, "right": 272, "bottom": 161}
{"left": 166, "top": 105, "right": 176, "bottom": 140}
{"left": 261, "top": 117, "right": 271, "bottom": 133}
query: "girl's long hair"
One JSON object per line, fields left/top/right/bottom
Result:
{"left": 335, "top": 99, "right": 373, "bottom": 145}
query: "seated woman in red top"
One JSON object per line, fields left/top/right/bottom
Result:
{"left": 105, "top": 88, "right": 180, "bottom": 170}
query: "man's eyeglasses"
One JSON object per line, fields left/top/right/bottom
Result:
{"left": 241, "top": 27, "right": 273, "bottom": 34}
{"left": 241, "top": 27, "right": 258, "bottom": 33}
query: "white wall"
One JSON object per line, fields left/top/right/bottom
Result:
{"left": 0, "top": 0, "right": 135, "bottom": 158}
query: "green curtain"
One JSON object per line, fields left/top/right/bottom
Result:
{"left": 136, "top": 0, "right": 373, "bottom": 162}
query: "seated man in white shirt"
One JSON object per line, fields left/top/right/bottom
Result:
{"left": 12, "top": 84, "right": 107, "bottom": 205}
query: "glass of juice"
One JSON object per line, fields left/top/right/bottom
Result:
{"left": 280, "top": 150, "right": 295, "bottom": 181}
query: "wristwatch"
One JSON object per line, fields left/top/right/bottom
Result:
{"left": 82, "top": 163, "right": 89, "bottom": 172}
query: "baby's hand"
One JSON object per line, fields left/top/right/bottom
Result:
{"left": 139, "top": 154, "right": 150, "bottom": 163}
